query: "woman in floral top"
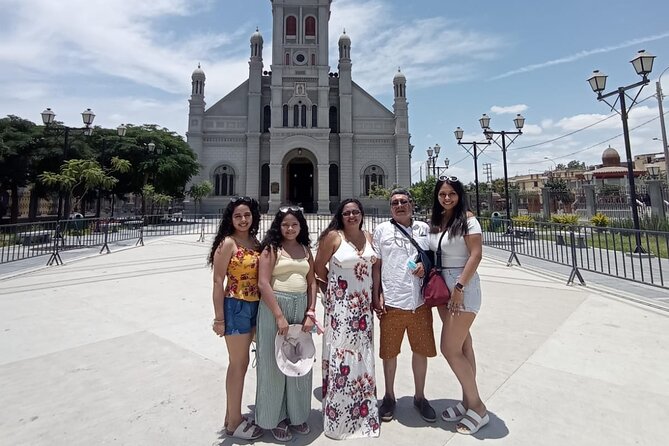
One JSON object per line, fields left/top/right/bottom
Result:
{"left": 208, "top": 197, "right": 263, "bottom": 441}
{"left": 314, "top": 199, "right": 380, "bottom": 439}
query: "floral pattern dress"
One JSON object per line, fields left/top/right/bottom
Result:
{"left": 322, "top": 231, "right": 380, "bottom": 439}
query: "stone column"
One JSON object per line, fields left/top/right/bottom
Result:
{"left": 647, "top": 179, "right": 666, "bottom": 220}
{"left": 541, "top": 188, "right": 551, "bottom": 220}
{"left": 510, "top": 189, "right": 519, "bottom": 217}
{"left": 583, "top": 184, "right": 596, "bottom": 217}
{"left": 317, "top": 163, "right": 330, "bottom": 214}
{"left": 267, "top": 163, "right": 282, "bottom": 214}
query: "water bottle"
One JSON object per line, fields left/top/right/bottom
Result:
{"left": 407, "top": 259, "right": 417, "bottom": 270}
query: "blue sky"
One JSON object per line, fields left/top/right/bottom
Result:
{"left": 1, "top": 0, "right": 668, "bottom": 185}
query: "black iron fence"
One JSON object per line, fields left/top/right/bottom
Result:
{"left": 2, "top": 213, "right": 668, "bottom": 290}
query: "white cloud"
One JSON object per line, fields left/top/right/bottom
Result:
{"left": 330, "top": 0, "right": 507, "bottom": 94}
{"left": 490, "top": 31, "right": 669, "bottom": 80}
{"left": 521, "top": 124, "right": 543, "bottom": 136}
{"left": 490, "top": 104, "right": 528, "bottom": 115}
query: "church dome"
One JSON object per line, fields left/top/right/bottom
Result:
{"left": 602, "top": 145, "right": 620, "bottom": 167}
{"left": 393, "top": 68, "right": 406, "bottom": 84}
{"left": 192, "top": 63, "right": 205, "bottom": 79}
{"left": 250, "top": 27, "right": 263, "bottom": 44}
{"left": 338, "top": 30, "right": 351, "bottom": 45}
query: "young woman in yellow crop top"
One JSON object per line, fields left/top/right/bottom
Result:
{"left": 255, "top": 206, "right": 318, "bottom": 441}
{"left": 208, "top": 197, "right": 263, "bottom": 441}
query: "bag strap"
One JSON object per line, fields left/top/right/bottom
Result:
{"left": 390, "top": 219, "right": 423, "bottom": 253}
{"left": 435, "top": 230, "right": 448, "bottom": 269}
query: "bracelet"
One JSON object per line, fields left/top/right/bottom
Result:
{"left": 305, "top": 310, "right": 316, "bottom": 316}
{"left": 213, "top": 319, "right": 224, "bottom": 324}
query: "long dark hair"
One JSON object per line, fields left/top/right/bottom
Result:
{"left": 260, "top": 209, "right": 311, "bottom": 254}
{"left": 430, "top": 178, "right": 469, "bottom": 237}
{"left": 207, "top": 198, "right": 261, "bottom": 267}
{"left": 318, "top": 198, "right": 364, "bottom": 242}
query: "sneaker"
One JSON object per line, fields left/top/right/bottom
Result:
{"left": 379, "top": 395, "right": 396, "bottom": 422}
{"left": 413, "top": 396, "right": 436, "bottom": 423}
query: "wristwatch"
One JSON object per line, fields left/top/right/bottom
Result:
{"left": 454, "top": 282, "right": 464, "bottom": 291}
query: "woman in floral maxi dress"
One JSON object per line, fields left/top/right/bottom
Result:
{"left": 315, "top": 199, "right": 380, "bottom": 439}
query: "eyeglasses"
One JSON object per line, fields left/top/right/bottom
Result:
{"left": 342, "top": 209, "right": 361, "bottom": 217}
{"left": 230, "top": 196, "right": 254, "bottom": 204}
{"left": 279, "top": 206, "right": 303, "bottom": 214}
{"left": 390, "top": 199, "right": 411, "bottom": 207}
{"left": 438, "top": 175, "right": 459, "bottom": 183}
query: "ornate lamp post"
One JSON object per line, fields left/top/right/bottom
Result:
{"left": 96, "top": 124, "right": 128, "bottom": 218}
{"left": 588, "top": 49, "right": 655, "bottom": 254}
{"left": 426, "top": 144, "right": 449, "bottom": 178}
{"left": 480, "top": 113, "right": 525, "bottom": 266}
{"left": 455, "top": 126, "right": 491, "bottom": 215}
{"left": 41, "top": 107, "right": 96, "bottom": 221}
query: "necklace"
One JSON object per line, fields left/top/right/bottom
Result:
{"left": 341, "top": 231, "right": 366, "bottom": 256}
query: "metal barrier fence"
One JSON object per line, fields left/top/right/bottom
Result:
{"left": 480, "top": 217, "right": 669, "bottom": 289}
{"left": 0, "top": 214, "right": 391, "bottom": 266}
{"left": 2, "top": 214, "right": 668, "bottom": 290}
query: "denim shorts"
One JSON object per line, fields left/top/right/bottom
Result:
{"left": 223, "top": 297, "right": 259, "bottom": 335}
{"left": 441, "top": 268, "right": 482, "bottom": 314}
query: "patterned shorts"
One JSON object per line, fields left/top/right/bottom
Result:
{"left": 379, "top": 304, "right": 437, "bottom": 359}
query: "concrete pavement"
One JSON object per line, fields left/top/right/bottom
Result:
{"left": 1, "top": 235, "right": 668, "bottom": 445}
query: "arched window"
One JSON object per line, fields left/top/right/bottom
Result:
{"left": 301, "top": 104, "right": 307, "bottom": 127}
{"left": 305, "top": 16, "right": 316, "bottom": 37}
{"left": 213, "top": 165, "right": 235, "bottom": 196}
{"left": 312, "top": 105, "right": 318, "bottom": 127}
{"left": 285, "top": 53, "right": 290, "bottom": 65}
{"left": 282, "top": 104, "right": 288, "bottom": 127}
{"left": 329, "top": 106, "right": 338, "bottom": 133}
{"left": 285, "top": 16, "right": 297, "bottom": 37}
{"left": 329, "top": 164, "right": 339, "bottom": 196}
{"left": 311, "top": 54, "right": 316, "bottom": 65}
{"left": 263, "top": 105, "right": 271, "bottom": 133}
{"left": 261, "top": 164, "right": 270, "bottom": 196}
{"left": 363, "top": 165, "right": 385, "bottom": 196}
{"left": 293, "top": 105, "right": 299, "bottom": 127}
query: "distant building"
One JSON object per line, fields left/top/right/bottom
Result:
{"left": 186, "top": 0, "right": 412, "bottom": 213}
{"left": 587, "top": 145, "right": 645, "bottom": 186}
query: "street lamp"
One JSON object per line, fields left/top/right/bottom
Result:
{"left": 654, "top": 66, "right": 669, "bottom": 184}
{"left": 455, "top": 126, "right": 491, "bottom": 215}
{"left": 95, "top": 124, "right": 128, "bottom": 218}
{"left": 480, "top": 113, "right": 525, "bottom": 266}
{"left": 646, "top": 164, "right": 661, "bottom": 179}
{"left": 41, "top": 107, "right": 96, "bottom": 220}
{"left": 588, "top": 49, "right": 655, "bottom": 254}
{"left": 425, "top": 143, "right": 449, "bottom": 178}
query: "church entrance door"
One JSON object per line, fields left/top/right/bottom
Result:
{"left": 287, "top": 158, "right": 314, "bottom": 213}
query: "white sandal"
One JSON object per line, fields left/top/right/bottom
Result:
{"left": 226, "top": 418, "right": 264, "bottom": 440}
{"left": 441, "top": 402, "right": 466, "bottom": 422}
{"left": 456, "top": 409, "right": 489, "bottom": 435}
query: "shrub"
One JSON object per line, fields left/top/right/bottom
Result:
{"left": 550, "top": 214, "right": 579, "bottom": 225}
{"left": 590, "top": 212, "right": 610, "bottom": 228}
{"left": 512, "top": 215, "right": 535, "bottom": 225}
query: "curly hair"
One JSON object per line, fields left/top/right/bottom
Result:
{"left": 207, "top": 197, "right": 261, "bottom": 267}
{"left": 260, "top": 208, "right": 311, "bottom": 254}
{"left": 430, "top": 178, "right": 469, "bottom": 237}
{"left": 318, "top": 198, "right": 365, "bottom": 242}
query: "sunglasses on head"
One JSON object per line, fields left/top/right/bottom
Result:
{"left": 438, "top": 175, "right": 459, "bottom": 183}
{"left": 279, "top": 206, "right": 303, "bottom": 214}
{"left": 230, "top": 196, "right": 254, "bottom": 204}
{"left": 390, "top": 198, "right": 411, "bottom": 207}
{"left": 342, "top": 209, "right": 361, "bottom": 217}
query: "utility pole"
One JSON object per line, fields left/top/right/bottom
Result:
{"left": 483, "top": 163, "right": 493, "bottom": 183}
{"left": 656, "top": 79, "right": 669, "bottom": 184}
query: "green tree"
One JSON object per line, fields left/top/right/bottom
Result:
{"left": 39, "top": 157, "right": 131, "bottom": 215}
{"left": 410, "top": 176, "right": 437, "bottom": 211}
{"left": 0, "top": 116, "right": 40, "bottom": 222}
{"left": 368, "top": 183, "right": 392, "bottom": 200}
{"left": 567, "top": 160, "right": 586, "bottom": 170}
{"left": 188, "top": 180, "right": 214, "bottom": 215}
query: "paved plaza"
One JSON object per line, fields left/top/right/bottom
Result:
{"left": 1, "top": 235, "right": 668, "bottom": 445}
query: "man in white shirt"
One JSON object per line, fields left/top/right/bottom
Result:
{"left": 372, "top": 188, "right": 437, "bottom": 423}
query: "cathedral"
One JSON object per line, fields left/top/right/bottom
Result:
{"left": 186, "top": 0, "right": 412, "bottom": 213}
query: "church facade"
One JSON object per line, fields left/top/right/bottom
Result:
{"left": 186, "top": 0, "right": 412, "bottom": 214}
